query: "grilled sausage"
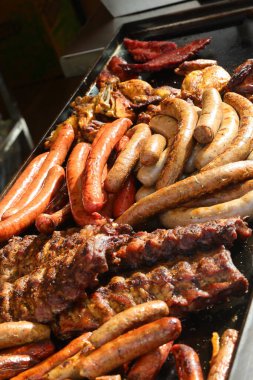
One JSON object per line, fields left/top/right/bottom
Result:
{"left": 171, "top": 344, "right": 204, "bottom": 380}
{"left": 0, "top": 355, "right": 37, "bottom": 380}
{"left": 83, "top": 118, "right": 132, "bottom": 213}
{"left": 156, "top": 98, "right": 198, "bottom": 188}
{"left": 202, "top": 92, "right": 253, "bottom": 170}
{"left": 183, "top": 178, "right": 253, "bottom": 208}
{"left": 135, "top": 186, "right": 155, "bottom": 201}
{"left": 0, "top": 322, "right": 50, "bottom": 350}
{"left": 113, "top": 175, "right": 136, "bottom": 218}
{"left": 4, "top": 124, "right": 74, "bottom": 219}
{"left": 0, "top": 340, "right": 55, "bottom": 361}
{"left": 115, "top": 135, "right": 130, "bottom": 153}
{"left": 78, "top": 318, "right": 182, "bottom": 379}
{"left": 116, "top": 161, "right": 253, "bottom": 226}
{"left": 89, "top": 301, "right": 169, "bottom": 349}
{"left": 11, "top": 333, "right": 92, "bottom": 380}
{"left": 184, "top": 143, "right": 203, "bottom": 174}
{"left": 140, "top": 134, "right": 167, "bottom": 166}
{"left": 0, "top": 153, "right": 48, "bottom": 221}
{"left": 207, "top": 329, "right": 238, "bottom": 380}
{"left": 44, "top": 183, "right": 68, "bottom": 214}
{"left": 0, "top": 165, "right": 65, "bottom": 242}
{"left": 160, "top": 188, "right": 253, "bottom": 227}
{"left": 193, "top": 88, "right": 223, "bottom": 144}
{"left": 137, "top": 146, "right": 171, "bottom": 187}
{"left": 195, "top": 103, "right": 239, "bottom": 169}
{"left": 96, "top": 376, "right": 121, "bottom": 380}
{"left": 149, "top": 115, "right": 178, "bottom": 139}
{"left": 35, "top": 203, "right": 71, "bottom": 234}
{"left": 66, "top": 142, "right": 105, "bottom": 226}
{"left": 127, "top": 342, "right": 172, "bottom": 380}
{"left": 105, "top": 123, "right": 150, "bottom": 193}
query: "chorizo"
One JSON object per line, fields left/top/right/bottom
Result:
{"left": 35, "top": 203, "right": 71, "bottom": 234}
{"left": 113, "top": 175, "right": 136, "bottom": 218}
{"left": 171, "top": 344, "right": 204, "bottom": 380}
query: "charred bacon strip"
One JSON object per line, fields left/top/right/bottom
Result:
{"left": 55, "top": 246, "right": 248, "bottom": 338}
{"left": 123, "top": 38, "right": 211, "bottom": 73}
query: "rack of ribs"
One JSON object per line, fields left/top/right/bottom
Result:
{"left": 55, "top": 246, "right": 248, "bottom": 338}
{"left": 0, "top": 218, "right": 250, "bottom": 324}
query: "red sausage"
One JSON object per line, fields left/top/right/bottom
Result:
{"left": 35, "top": 203, "right": 71, "bottom": 234}
{"left": 45, "top": 183, "right": 68, "bottom": 214}
{"left": 1, "top": 340, "right": 55, "bottom": 361}
{"left": 66, "top": 142, "right": 106, "bottom": 226}
{"left": 113, "top": 175, "right": 136, "bottom": 218}
{"left": 82, "top": 118, "right": 132, "bottom": 213}
{"left": 0, "top": 152, "right": 48, "bottom": 220}
{"left": 171, "top": 344, "right": 204, "bottom": 380}
{"left": 0, "top": 166, "right": 65, "bottom": 242}
{"left": 3, "top": 124, "right": 74, "bottom": 219}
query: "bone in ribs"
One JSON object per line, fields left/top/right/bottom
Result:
{"left": 55, "top": 246, "right": 248, "bottom": 338}
{"left": 0, "top": 218, "right": 250, "bottom": 323}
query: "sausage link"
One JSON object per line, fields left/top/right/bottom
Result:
{"left": 113, "top": 175, "right": 136, "bottom": 218}
{"left": 135, "top": 186, "right": 155, "bottom": 202}
{"left": 171, "top": 344, "right": 204, "bottom": 380}
{"left": 83, "top": 118, "right": 132, "bottom": 213}
{"left": 160, "top": 188, "right": 253, "bottom": 227}
{"left": 183, "top": 178, "right": 253, "bottom": 208}
{"left": 193, "top": 88, "right": 223, "bottom": 144}
{"left": 202, "top": 92, "right": 253, "bottom": 170}
{"left": 0, "top": 355, "right": 37, "bottom": 380}
{"left": 207, "top": 329, "right": 238, "bottom": 380}
{"left": 137, "top": 146, "right": 171, "bottom": 187}
{"left": 78, "top": 318, "right": 182, "bottom": 379}
{"left": 116, "top": 161, "right": 253, "bottom": 226}
{"left": 89, "top": 301, "right": 169, "bottom": 349}
{"left": 184, "top": 143, "right": 203, "bottom": 174}
{"left": 96, "top": 376, "right": 121, "bottom": 380}
{"left": 140, "top": 134, "right": 167, "bottom": 166}
{"left": 66, "top": 142, "right": 105, "bottom": 226}
{"left": 149, "top": 115, "right": 178, "bottom": 140}
{"left": 44, "top": 183, "right": 68, "bottom": 214}
{"left": 1, "top": 340, "right": 55, "bottom": 361}
{"left": 115, "top": 135, "right": 130, "bottom": 153}
{"left": 0, "top": 321, "right": 50, "bottom": 350}
{"left": 127, "top": 342, "right": 172, "bottom": 380}
{"left": 35, "top": 203, "right": 71, "bottom": 234}
{"left": 195, "top": 103, "right": 239, "bottom": 169}
{"left": 156, "top": 98, "right": 198, "bottom": 188}
{"left": 11, "top": 333, "right": 91, "bottom": 380}
{"left": 0, "top": 165, "right": 65, "bottom": 242}
{"left": 0, "top": 152, "right": 48, "bottom": 220}
{"left": 105, "top": 123, "right": 150, "bottom": 193}
{"left": 4, "top": 124, "right": 74, "bottom": 219}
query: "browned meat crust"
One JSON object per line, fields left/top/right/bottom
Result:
{"left": 226, "top": 59, "right": 253, "bottom": 99}
{"left": 55, "top": 246, "right": 248, "bottom": 338}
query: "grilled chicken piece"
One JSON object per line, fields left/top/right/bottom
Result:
{"left": 181, "top": 65, "right": 230, "bottom": 104}
{"left": 225, "top": 59, "right": 253, "bottom": 101}
{"left": 0, "top": 218, "right": 249, "bottom": 323}
{"left": 175, "top": 59, "right": 218, "bottom": 76}
{"left": 55, "top": 246, "right": 248, "bottom": 338}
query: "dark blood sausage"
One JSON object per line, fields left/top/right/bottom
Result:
{"left": 207, "top": 329, "right": 238, "bottom": 380}
{"left": 127, "top": 342, "right": 173, "bottom": 380}
{"left": 0, "top": 355, "right": 37, "bottom": 380}
{"left": 123, "top": 38, "right": 211, "bottom": 73}
{"left": 66, "top": 142, "right": 105, "bottom": 226}
{"left": 171, "top": 344, "right": 204, "bottom": 380}
{"left": 113, "top": 175, "right": 136, "bottom": 218}
{"left": 35, "top": 203, "right": 71, "bottom": 234}
{"left": 82, "top": 118, "right": 132, "bottom": 214}
{"left": 0, "top": 152, "right": 48, "bottom": 220}
{"left": 0, "top": 165, "right": 65, "bottom": 242}
{"left": 3, "top": 124, "right": 74, "bottom": 219}
{"left": 78, "top": 318, "right": 182, "bottom": 379}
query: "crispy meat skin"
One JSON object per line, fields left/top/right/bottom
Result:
{"left": 123, "top": 38, "right": 211, "bottom": 73}
{"left": 55, "top": 246, "right": 248, "bottom": 338}
{"left": 226, "top": 59, "right": 253, "bottom": 100}
{"left": 0, "top": 218, "right": 250, "bottom": 323}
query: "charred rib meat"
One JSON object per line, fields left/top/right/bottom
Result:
{"left": 0, "top": 218, "right": 250, "bottom": 323}
{"left": 55, "top": 246, "right": 248, "bottom": 338}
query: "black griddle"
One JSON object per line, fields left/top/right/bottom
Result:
{"left": 1, "top": 1, "right": 253, "bottom": 378}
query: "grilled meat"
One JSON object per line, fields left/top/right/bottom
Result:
{"left": 55, "top": 246, "right": 248, "bottom": 338}
{"left": 0, "top": 218, "right": 249, "bottom": 323}
{"left": 175, "top": 59, "right": 218, "bottom": 76}
{"left": 123, "top": 38, "right": 177, "bottom": 62}
{"left": 225, "top": 59, "right": 253, "bottom": 101}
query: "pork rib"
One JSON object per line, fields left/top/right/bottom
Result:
{"left": 123, "top": 38, "right": 211, "bottom": 73}
{"left": 0, "top": 218, "right": 250, "bottom": 323}
{"left": 55, "top": 246, "right": 248, "bottom": 338}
